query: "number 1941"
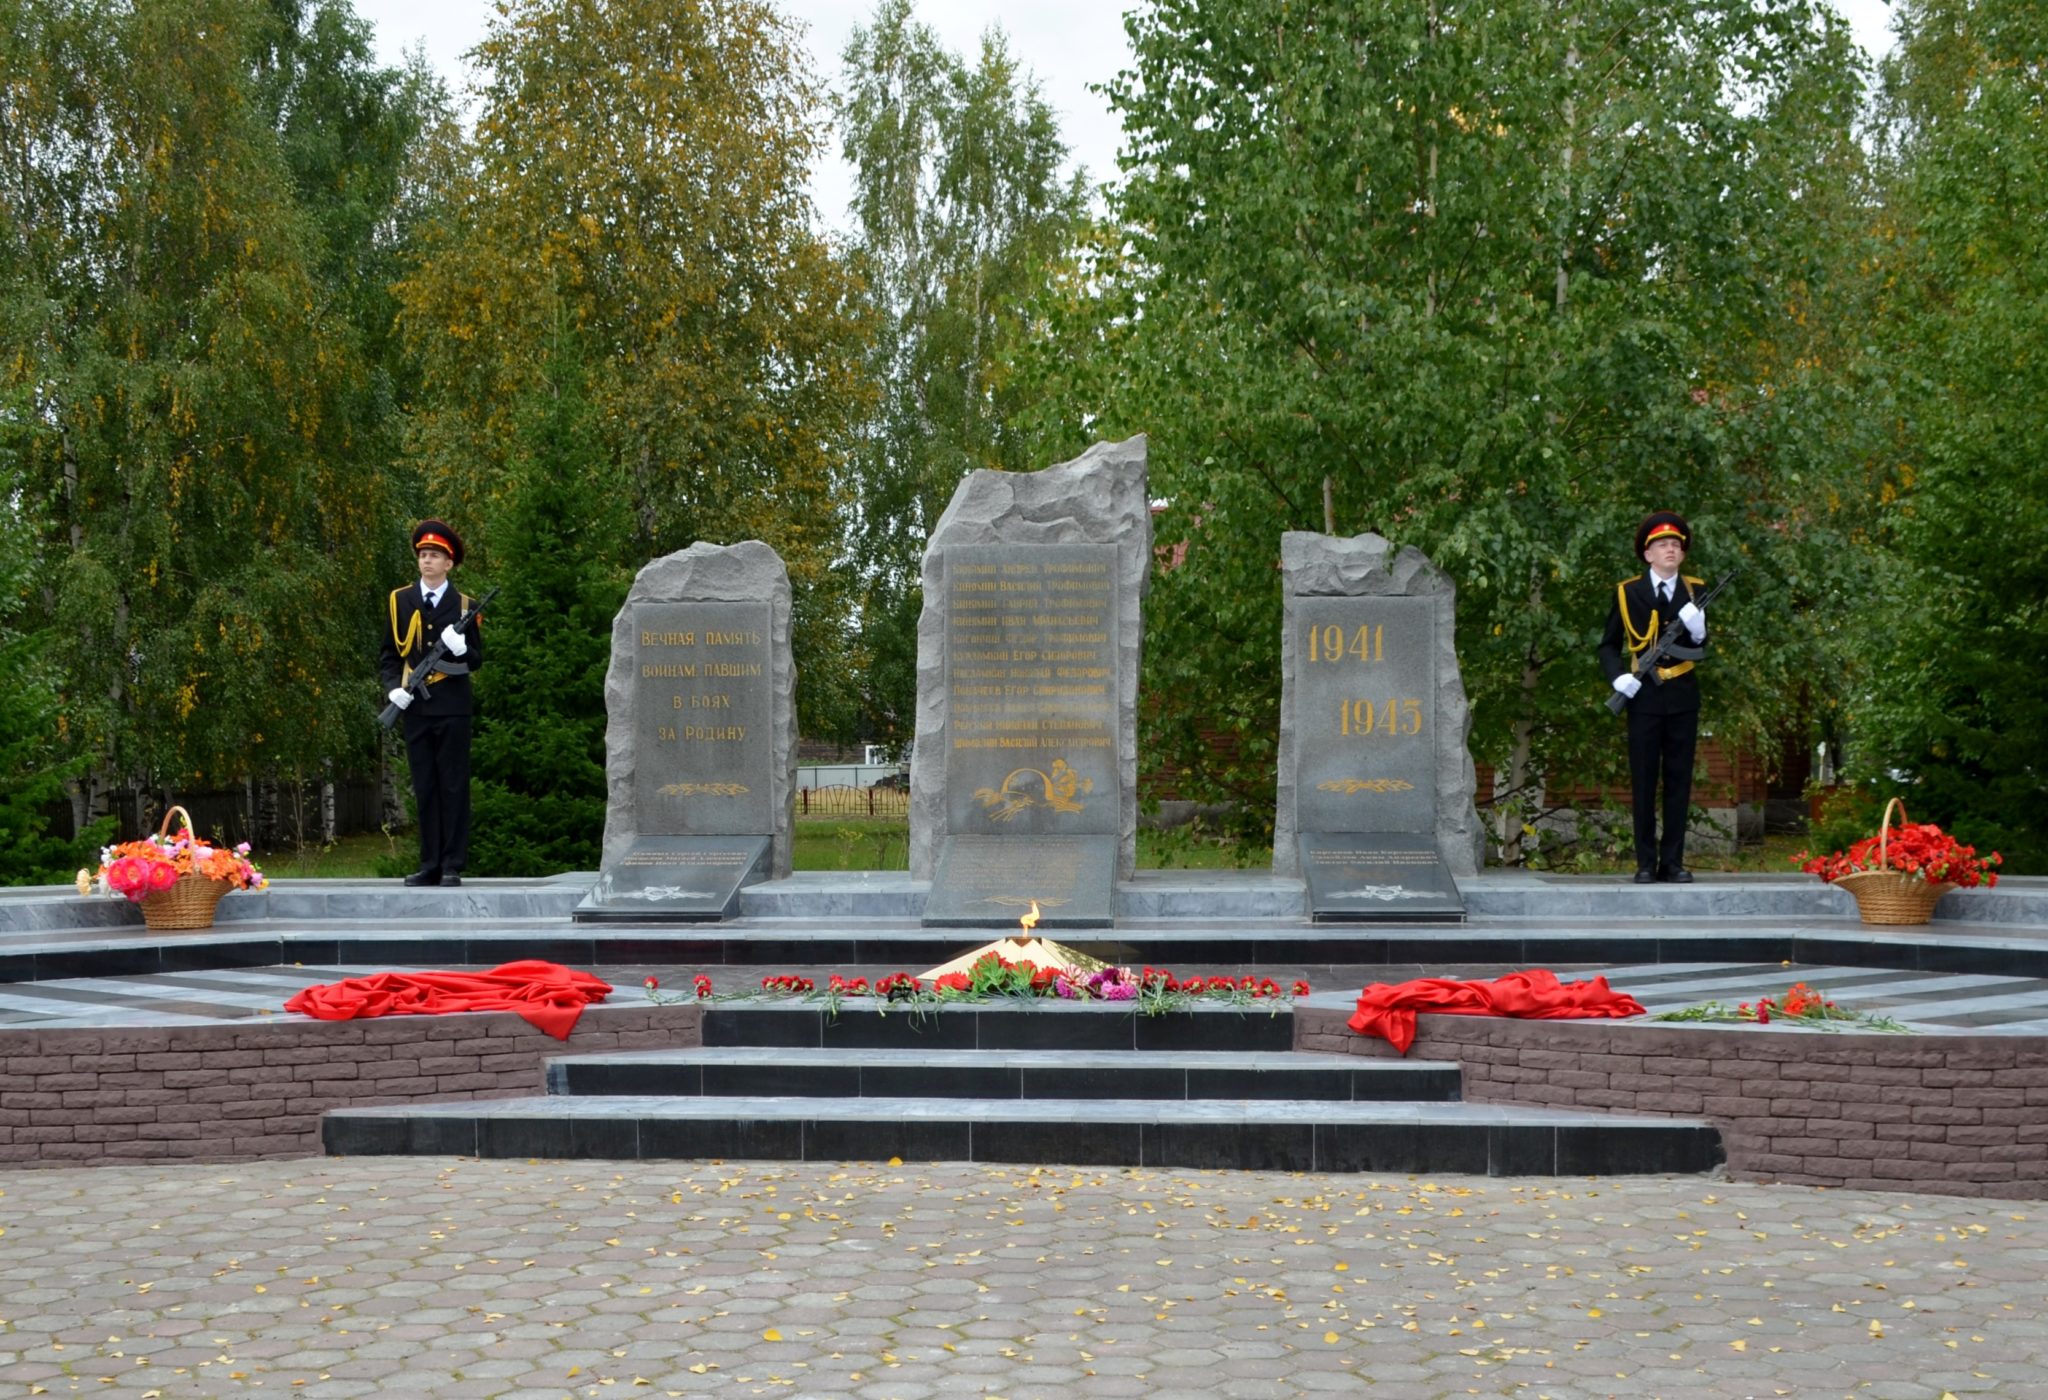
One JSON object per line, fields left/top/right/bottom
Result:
{"left": 1308, "top": 624, "right": 1384, "bottom": 663}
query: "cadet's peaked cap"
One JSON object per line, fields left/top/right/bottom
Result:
{"left": 1635, "top": 511, "right": 1691, "bottom": 557}
{"left": 412, "top": 519, "right": 464, "bottom": 567}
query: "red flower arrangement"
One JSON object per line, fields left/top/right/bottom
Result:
{"left": 642, "top": 958, "right": 1312, "bottom": 1018}
{"left": 1794, "top": 820, "right": 2000, "bottom": 888}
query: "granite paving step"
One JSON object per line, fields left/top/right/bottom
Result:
{"left": 322, "top": 1093, "right": 1724, "bottom": 1176}
{"left": 545, "top": 1046, "right": 1463, "bottom": 1102}
{"left": 694, "top": 1002, "right": 1299, "bottom": 1053}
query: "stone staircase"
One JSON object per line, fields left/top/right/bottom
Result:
{"left": 322, "top": 1002, "right": 1725, "bottom": 1176}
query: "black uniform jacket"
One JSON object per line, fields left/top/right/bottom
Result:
{"left": 1598, "top": 573, "right": 1705, "bottom": 716}
{"left": 380, "top": 585, "right": 484, "bottom": 717}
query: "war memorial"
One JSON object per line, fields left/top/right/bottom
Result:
{"left": 0, "top": 438, "right": 2042, "bottom": 1204}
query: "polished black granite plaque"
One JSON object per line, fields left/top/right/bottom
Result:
{"left": 1300, "top": 831, "right": 1464, "bottom": 923}
{"left": 574, "top": 835, "right": 772, "bottom": 924}
{"left": 923, "top": 834, "right": 1116, "bottom": 928}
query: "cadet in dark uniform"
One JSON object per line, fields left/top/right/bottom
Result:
{"left": 1598, "top": 512, "right": 1708, "bottom": 884}
{"left": 380, "top": 520, "right": 483, "bottom": 887}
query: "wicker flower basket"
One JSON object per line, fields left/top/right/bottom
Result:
{"left": 1833, "top": 798, "right": 1954, "bottom": 926}
{"left": 137, "top": 806, "right": 235, "bottom": 931}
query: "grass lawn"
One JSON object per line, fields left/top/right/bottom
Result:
{"left": 793, "top": 816, "right": 911, "bottom": 871}
{"left": 251, "top": 831, "right": 407, "bottom": 880}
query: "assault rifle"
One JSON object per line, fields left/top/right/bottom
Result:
{"left": 378, "top": 586, "right": 499, "bottom": 729}
{"left": 1605, "top": 567, "right": 1741, "bottom": 715}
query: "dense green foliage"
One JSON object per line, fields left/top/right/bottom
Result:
{"left": 1, "top": 0, "right": 429, "bottom": 833}
{"left": 1015, "top": 0, "right": 1876, "bottom": 852}
{"left": 462, "top": 331, "right": 622, "bottom": 877}
{"left": 1839, "top": 0, "right": 2048, "bottom": 868}
{"left": 395, "top": 0, "right": 873, "bottom": 744}
{"left": 0, "top": 492, "right": 106, "bottom": 882}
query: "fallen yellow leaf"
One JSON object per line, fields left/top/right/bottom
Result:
{"left": 763, "top": 1328, "right": 782, "bottom": 1342}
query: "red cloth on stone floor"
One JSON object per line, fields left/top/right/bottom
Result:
{"left": 283, "top": 959, "right": 613, "bottom": 1040}
{"left": 1347, "top": 968, "right": 1644, "bottom": 1055}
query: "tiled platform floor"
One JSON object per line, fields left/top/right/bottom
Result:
{"left": 4, "top": 958, "right": 2048, "bottom": 1033}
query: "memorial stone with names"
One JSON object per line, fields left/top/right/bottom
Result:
{"left": 576, "top": 542, "right": 795, "bottom": 923}
{"left": 913, "top": 438, "right": 1150, "bottom": 927}
{"left": 1274, "top": 532, "right": 1483, "bottom": 921}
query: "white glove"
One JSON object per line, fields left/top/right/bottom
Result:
{"left": 1677, "top": 601, "right": 1705, "bottom": 641}
{"left": 439, "top": 624, "right": 468, "bottom": 657}
{"left": 1612, "top": 673, "right": 1642, "bottom": 699}
{"left": 386, "top": 686, "right": 415, "bottom": 711}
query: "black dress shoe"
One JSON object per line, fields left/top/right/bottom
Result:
{"left": 403, "top": 870, "right": 440, "bottom": 887}
{"left": 439, "top": 875, "right": 462, "bottom": 888}
{"left": 1633, "top": 867, "right": 1657, "bottom": 884}
{"left": 1659, "top": 866, "right": 1695, "bottom": 884}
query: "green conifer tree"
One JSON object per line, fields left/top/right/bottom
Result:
{"left": 462, "top": 330, "right": 625, "bottom": 876}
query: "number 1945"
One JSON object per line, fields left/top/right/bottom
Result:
{"left": 1338, "top": 698, "right": 1422, "bottom": 736}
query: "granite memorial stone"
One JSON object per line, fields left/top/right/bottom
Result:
{"left": 912, "top": 437, "right": 1151, "bottom": 927}
{"left": 576, "top": 541, "right": 795, "bottom": 923}
{"left": 1274, "top": 532, "right": 1482, "bottom": 921}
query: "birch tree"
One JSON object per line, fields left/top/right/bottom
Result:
{"left": 836, "top": 0, "right": 1088, "bottom": 744}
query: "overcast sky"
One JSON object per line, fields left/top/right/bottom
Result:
{"left": 349, "top": 0, "right": 1901, "bottom": 237}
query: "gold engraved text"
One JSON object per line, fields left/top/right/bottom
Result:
{"left": 1308, "top": 624, "right": 1384, "bottom": 664}
{"left": 1337, "top": 697, "right": 1423, "bottom": 737}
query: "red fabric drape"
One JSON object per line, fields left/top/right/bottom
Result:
{"left": 283, "top": 959, "right": 613, "bottom": 1040}
{"left": 1347, "top": 969, "right": 1644, "bottom": 1054}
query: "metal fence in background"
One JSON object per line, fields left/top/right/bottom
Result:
{"left": 797, "top": 784, "right": 909, "bottom": 819}
{"left": 89, "top": 777, "right": 388, "bottom": 848}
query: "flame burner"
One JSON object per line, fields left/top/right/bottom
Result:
{"left": 919, "top": 896, "right": 1109, "bottom": 981}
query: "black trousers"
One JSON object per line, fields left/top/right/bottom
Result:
{"left": 1626, "top": 705, "right": 1697, "bottom": 872}
{"left": 403, "top": 711, "right": 472, "bottom": 877}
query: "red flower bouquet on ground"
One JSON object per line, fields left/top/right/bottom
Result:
{"left": 1793, "top": 797, "right": 1999, "bottom": 926}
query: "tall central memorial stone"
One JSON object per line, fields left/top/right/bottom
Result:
{"left": 1273, "top": 532, "right": 1483, "bottom": 921}
{"left": 912, "top": 437, "right": 1151, "bottom": 927}
{"left": 575, "top": 541, "right": 795, "bottom": 923}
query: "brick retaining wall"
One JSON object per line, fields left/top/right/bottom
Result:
{"left": 10, "top": 1003, "right": 2044, "bottom": 1193}
{"left": 0, "top": 1004, "right": 703, "bottom": 1169}
{"left": 1298, "top": 1007, "right": 2048, "bottom": 1198}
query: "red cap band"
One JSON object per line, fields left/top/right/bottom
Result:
{"left": 1644, "top": 524, "right": 1684, "bottom": 544}
{"left": 416, "top": 533, "right": 454, "bottom": 555}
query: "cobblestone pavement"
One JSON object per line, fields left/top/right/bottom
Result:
{"left": 2, "top": 1159, "right": 2044, "bottom": 1399}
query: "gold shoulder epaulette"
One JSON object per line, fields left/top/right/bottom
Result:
{"left": 1683, "top": 575, "right": 1704, "bottom": 587}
